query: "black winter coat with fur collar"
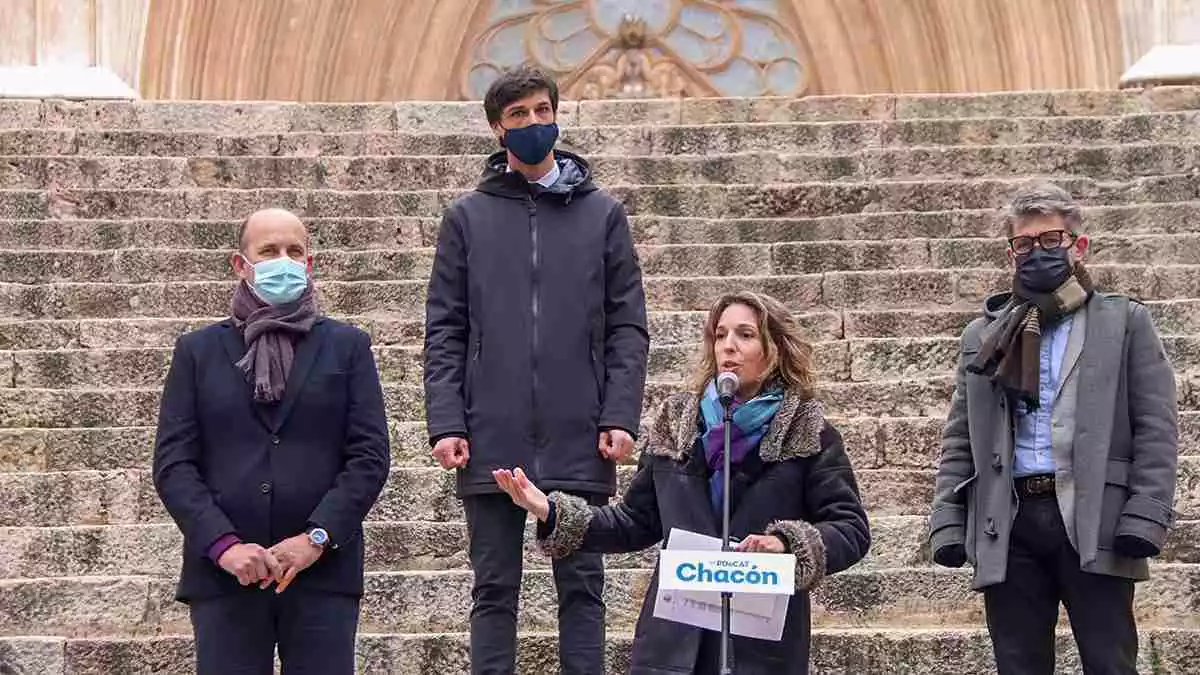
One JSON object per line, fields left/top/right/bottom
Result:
{"left": 539, "top": 388, "right": 871, "bottom": 675}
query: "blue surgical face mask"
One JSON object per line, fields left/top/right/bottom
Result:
{"left": 502, "top": 122, "right": 559, "bottom": 165}
{"left": 244, "top": 255, "right": 308, "bottom": 305}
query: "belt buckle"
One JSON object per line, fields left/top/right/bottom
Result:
{"left": 1026, "top": 475, "right": 1054, "bottom": 495}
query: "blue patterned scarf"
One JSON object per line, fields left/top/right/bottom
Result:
{"left": 699, "top": 380, "right": 784, "bottom": 514}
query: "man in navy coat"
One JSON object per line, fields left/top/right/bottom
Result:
{"left": 153, "top": 208, "right": 391, "bottom": 674}
{"left": 424, "top": 66, "right": 649, "bottom": 674}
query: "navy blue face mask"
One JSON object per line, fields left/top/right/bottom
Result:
{"left": 502, "top": 122, "right": 559, "bottom": 165}
{"left": 1016, "top": 247, "right": 1073, "bottom": 294}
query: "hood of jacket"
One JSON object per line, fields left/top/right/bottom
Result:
{"left": 982, "top": 290, "right": 1017, "bottom": 321}
{"left": 476, "top": 148, "right": 598, "bottom": 201}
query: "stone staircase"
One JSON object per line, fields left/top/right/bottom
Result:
{"left": 0, "top": 88, "right": 1199, "bottom": 674}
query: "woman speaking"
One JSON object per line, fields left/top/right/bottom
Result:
{"left": 493, "top": 291, "right": 870, "bottom": 674}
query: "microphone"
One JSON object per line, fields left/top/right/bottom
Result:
{"left": 716, "top": 371, "right": 739, "bottom": 407}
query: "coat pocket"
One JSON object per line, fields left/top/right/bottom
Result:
{"left": 1098, "top": 458, "right": 1131, "bottom": 550}
{"left": 589, "top": 333, "right": 605, "bottom": 413}
{"left": 955, "top": 473, "right": 980, "bottom": 564}
{"left": 465, "top": 332, "right": 482, "bottom": 410}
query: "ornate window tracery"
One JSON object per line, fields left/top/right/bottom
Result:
{"left": 464, "top": 0, "right": 808, "bottom": 100}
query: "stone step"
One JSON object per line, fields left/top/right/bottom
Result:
{"left": 5, "top": 406, "right": 1200, "bottom": 474}
{"left": 3, "top": 564, "right": 1199, "bottom": 638}
{"left": 2, "top": 112, "right": 1199, "bottom": 159}
{"left": 3, "top": 456, "right": 1198, "bottom": 528}
{"left": 3, "top": 201, "right": 1199, "bottom": 251}
{"left": 7, "top": 233, "right": 1200, "bottom": 284}
{"left": 5, "top": 370, "right": 1200, "bottom": 429}
{"left": 6, "top": 299, "right": 1200, "bottom": 353}
{"left": 0, "top": 311, "right": 823, "bottom": 352}
{"left": 2, "top": 628, "right": 1198, "bottom": 675}
{"left": 0, "top": 410, "right": 1184, "bottom": 476}
{"left": 0, "top": 341, "right": 848, "bottom": 389}
{"left": 1, "top": 264, "right": 1198, "bottom": 320}
{"left": 0, "top": 466, "right": 923, "bottom": 527}
{"left": 8, "top": 332, "right": 1200, "bottom": 389}
{"left": 5, "top": 515, "right": 1200, "bottom": 581}
{"left": 0, "top": 174, "right": 1196, "bottom": 221}
{"left": 6, "top": 369, "right": 1199, "bottom": 431}
{"left": 1, "top": 143, "right": 1199, "bottom": 190}
{"left": 2, "top": 87, "right": 1197, "bottom": 132}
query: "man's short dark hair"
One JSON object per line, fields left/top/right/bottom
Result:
{"left": 483, "top": 65, "right": 559, "bottom": 125}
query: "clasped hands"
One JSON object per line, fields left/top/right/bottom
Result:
{"left": 216, "top": 533, "right": 324, "bottom": 592}
{"left": 492, "top": 467, "right": 788, "bottom": 554}
{"left": 432, "top": 429, "right": 636, "bottom": 470}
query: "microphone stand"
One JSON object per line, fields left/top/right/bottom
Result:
{"left": 719, "top": 393, "right": 734, "bottom": 674}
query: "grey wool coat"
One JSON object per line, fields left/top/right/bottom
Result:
{"left": 930, "top": 291, "right": 1179, "bottom": 590}
{"left": 539, "top": 388, "right": 870, "bottom": 675}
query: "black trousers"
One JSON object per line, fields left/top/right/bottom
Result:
{"left": 464, "top": 491, "right": 608, "bottom": 675}
{"left": 189, "top": 587, "right": 361, "bottom": 675}
{"left": 983, "top": 493, "right": 1138, "bottom": 675}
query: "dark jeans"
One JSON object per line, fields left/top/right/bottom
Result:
{"left": 983, "top": 493, "right": 1138, "bottom": 675}
{"left": 464, "top": 491, "right": 608, "bottom": 675}
{"left": 189, "top": 587, "right": 361, "bottom": 675}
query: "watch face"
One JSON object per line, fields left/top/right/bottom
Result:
{"left": 310, "top": 528, "right": 329, "bottom": 545}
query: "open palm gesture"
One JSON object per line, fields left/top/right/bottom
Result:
{"left": 492, "top": 468, "right": 551, "bottom": 521}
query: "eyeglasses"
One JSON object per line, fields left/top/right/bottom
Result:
{"left": 1008, "top": 229, "right": 1075, "bottom": 255}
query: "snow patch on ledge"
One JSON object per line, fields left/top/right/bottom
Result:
{"left": 0, "top": 66, "right": 139, "bottom": 100}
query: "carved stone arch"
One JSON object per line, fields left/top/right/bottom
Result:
{"left": 459, "top": 1, "right": 812, "bottom": 101}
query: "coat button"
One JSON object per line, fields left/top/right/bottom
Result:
{"left": 984, "top": 518, "right": 998, "bottom": 538}
{"left": 271, "top": 436, "right": 280, "bottom": 445}
{"left": 260, "top": 482, "right": 272, "bottom": 494}
{"left": 991, "top": 453, "right": 1002, "bottom": 470}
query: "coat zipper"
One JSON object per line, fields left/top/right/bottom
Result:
{"left": 528, "top": 195, "right": 542, "bottom": 461}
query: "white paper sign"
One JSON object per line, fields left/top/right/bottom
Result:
{"left": 652, "top": 528, "right": 793, "bottom": 641}
{"left": 659, "top": 550, "right": 795, "bottom": 595}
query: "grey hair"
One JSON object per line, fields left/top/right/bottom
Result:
{"left": 1004, "top": 182, "right": 1083, "bottom": 236}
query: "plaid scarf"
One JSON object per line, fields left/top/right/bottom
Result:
{"left": 231, "top": 280, "right": 319, "bottom": 403}
{"left": 699, "top": 380, "right": 784, "bottom": 514}
{"left": 967, "top": 264, "right": 1094, "bottom": 410}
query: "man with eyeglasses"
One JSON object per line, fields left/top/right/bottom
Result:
{"left": 929, "top": 182, "right": 1179, "bottom": 674}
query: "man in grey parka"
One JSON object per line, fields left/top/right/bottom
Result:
{"left": 929, "top": 182, "right": 1178, "bottom": 674}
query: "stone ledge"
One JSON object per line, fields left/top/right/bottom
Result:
{"left": 0, "top": 144, "right": 1198, "bottom": 191}
{"left": 5, "top": 299, "right": 1200, "bottom": 352}
{"left": 3, "top": 516, "right": 1200, "bottom": 580}
{"left": 0, "top": 174, "right": 1195, "bottom": 221}
{"left": 0, "top": 87, "right": 1196, "bottom": 133}
{"left": 2, "top": 628, "right": 1198, "bottom": 674}
{"left": 4, "top": 372, "right": 1200, "bottom": 428}
{"left": 4, "top": 234, "right": 1200, "bottom": 284}
{"left": 2, "top": 201, "right": 1200, "bottom": 251}
{"left": 4, "top": 409, "right": 1200, "bottom": 473}
{"left": 2, "top": 566, "right": 1199, "bottom": 638}
{"left": 0, "top": 111, "right": 1196, "bottom": 159}
{"left": 7, "top": 332, "right": 1200, "bottom": 389}
{"left": 2, "top": 457, "right": 1199, "bottom": 528}
{"left": 3, "top": 263, "right": 1200, "bottom": 320}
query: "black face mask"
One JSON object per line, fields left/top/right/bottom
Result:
{"left": 1016, "top": 247, "right": 1073, "bottom": 294}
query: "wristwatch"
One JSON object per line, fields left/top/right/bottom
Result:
{"left": 306, "top": 526, "right": 330, "bottom": 549}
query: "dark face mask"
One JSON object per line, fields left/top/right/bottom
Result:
{"left": 502, "top": 122, "right": 559, "bottom": 166}
{"left": 1016, "top": 247, "right": 1073, "bottom": 294}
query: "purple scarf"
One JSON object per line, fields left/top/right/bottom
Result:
{"left": 231, "top": 280, "right": 318, "bottom": 403}
{"left": 699, "top": 380, "right": 784, "bottom": 514}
